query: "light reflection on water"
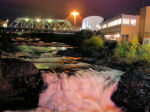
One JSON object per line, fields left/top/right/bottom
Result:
{"left": 39, "top": 70, "right": 122, "bottom": 112}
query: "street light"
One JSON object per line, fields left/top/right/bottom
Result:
{"left": 71, "top": 10, "right": 79, "bottom": 28}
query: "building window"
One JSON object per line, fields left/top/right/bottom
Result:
{"left": 99, "top": 25, "right": 102, "bottom": 29}
{"left": 122, "top": 34, "right": 129, "bottom": 41}
{"left": 102, "top": 24, "right": 107, "bottom": 29}
{"left": 143, "top": 38, "right": 150, "bottom": 44}
{"left": 117, "top": 19, "right": 122, "bottom": 24}
{"left": 123, "top": 19, "right": 130, "bottom": 25}
{"left": 110, "top": 21, "right": 114, "bottom": 26}
{"left": 131, "top": 20, "right": 136, "bottom": 26}
{"left": 123, "top": 15, "right": 130, "bottom": 25}
{"left": 114, "top": 20, "right": 118, "bottom": 26}
{"left": 131, "top": 16, "right": 136, "bottom": 26}
{"left": 108, "top": 22, "right": 111, "bottom": 27}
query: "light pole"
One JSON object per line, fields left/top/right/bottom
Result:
{"left": 71, "top": 10, "right": 79, "bottom": 28}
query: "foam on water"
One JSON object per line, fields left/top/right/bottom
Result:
{"left": 39, "top": 70, "right": 122, "bottom": 112}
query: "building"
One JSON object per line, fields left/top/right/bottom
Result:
{"left": 0, "top": 20, "right": 8, "bottom": 28}
{"left": 82, "top": 16, "right": 104, "bottom": 31}
{"left": 139, "top": 6, "right": 150, "bottom": 44}
{"left": 99, "top": 6, "right": 150, "bottom": 44}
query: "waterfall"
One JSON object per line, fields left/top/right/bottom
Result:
{"left": 39, "top": 70, "right": 122, "bottom": 112}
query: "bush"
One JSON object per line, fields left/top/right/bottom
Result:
{"left": 138, "top": 44, "right": 150, "bottom": 63}
{"left": 82, "top": 36, "right": 104, "bottom": 52}
{"left": 104, "top": 40, "right": 117, "bottom": 56}
{"left": 125, "top": 36, "right": 140, "bottom": 64}
{"left": 114, "top": 42, "right": 128, "bottom": 58}
{"left": 72, "top": 30, "right": 95, "bottom": 46}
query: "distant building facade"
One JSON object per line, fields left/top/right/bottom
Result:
{"left": 0, "top": 20, "right": 8, "bottom": 28}
{"left": 99, "top": 6, "right": 150, "bottom": 44}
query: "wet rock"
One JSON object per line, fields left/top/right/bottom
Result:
{"left": 1, "top": 51, "right": 16, "bottom": 59}
{"left": 0, "top": 34, "right": 10, "bottom": 51}
{"left": 112, "top": 67, "right": 150, "bottom": 112}
{"left": 0, "top": 59, "right": 43, "bottom": 111}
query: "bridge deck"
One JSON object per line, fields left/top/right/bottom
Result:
{"left": 0, "top": 27, "right": 78, "bottom": 35}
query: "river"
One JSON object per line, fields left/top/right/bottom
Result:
{"left": 2, "top": 37, "right": 124, "bottom": 112}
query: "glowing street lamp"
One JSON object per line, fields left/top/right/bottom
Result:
{"left": 71, "top": 10, "right": 79, "bottom": 28}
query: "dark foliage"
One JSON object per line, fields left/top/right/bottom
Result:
{"left": 104, "top": 40, "right": 117, "bottom": 56}
{"left": 0, "top": 33, "right": 11, "bottom": 51}
{"left": 71, "top": 30, "right": 95, "bottom": 46}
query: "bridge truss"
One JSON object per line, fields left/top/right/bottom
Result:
{"left": 9, "top": 18, "right": 74, "bottom": 30}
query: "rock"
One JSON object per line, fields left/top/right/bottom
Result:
{"left": 0, "top": 59, "right": 43, "bottom": 111}
{"left": 1, "top": 51, "right": 16, "bottom": 59}
{"left": 0, "top": 34, "right": 10, "bottom": 51}
{"left": 112, "top": 67, "right": 150, "bottom": 112}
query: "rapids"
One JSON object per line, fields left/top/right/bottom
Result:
{"left": 39, "top": 70, "right": 122, "bottom": 112}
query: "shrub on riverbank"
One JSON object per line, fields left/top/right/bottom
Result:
{"left": 81, "top": 35, "right": 105, "bottom": 57}
{"left": 113, "top": 36, "right": 150, "bottom": 64}
{"left": 82, "top": 36, "right": 104, "bottom": 51}
{"left": 125, "top": 36, "right": 140, "bottom": 63}
{"left": 114, "top": 42, "right": 127, "bottom": 58}
{"left": 72, "top": 30, "right": 95, "bottom": 46}
{"left": 138, "top": 44, "right": 150, "bottom": 63}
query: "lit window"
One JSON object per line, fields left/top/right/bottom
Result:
{"left": 131, "top": 19, "right": 136, "bottom": 26}
{"left": 123, "top": 19, "right": 130, "bottom": 24}
{"left": 115, "top": 34, "right": 120, "bottom": 37}
{"left": 99, "top": 26, "right": 102, "bottom": 29}
{"left": 105, "top": 35, "right": 111, "bottom": 38}
{"left": 114, "top": 20, "right": 118, "bottom": 26}
{"left": 108, "top": 22, "right": 111, "bottom": 27}
{"left": 102, "top": 24, "right": 107, "bottom": 28}
{"left": 123, "top": 15, "right": 130, "bottom": 25}
{"left": 117, "top": 19, "right": 122, "bottom": 24}
{"left": 111, "top": 21, "right": 114, "bottom": 26}
{"left": 131, "top": 16, "right": 136, "bottom": 26}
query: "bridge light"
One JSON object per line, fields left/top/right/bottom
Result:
{"left": 25, "top": 18, "right": 29, "bottom": 22}
{"left": 36, "top": 18, "right": 41, "bottom": 23}
{"left": 47, "top": 19, "right": 52, "bottom": 23}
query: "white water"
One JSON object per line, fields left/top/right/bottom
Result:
{"left": 39, "top": 70, "right": 122, "bottom": 112}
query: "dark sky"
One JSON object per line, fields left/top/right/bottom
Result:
{"left": 0, "top": 0, "right": 150, "bottom": 21}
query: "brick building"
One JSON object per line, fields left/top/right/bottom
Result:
{"left": 99, "top": 6, "right": 150, "bottom": 44}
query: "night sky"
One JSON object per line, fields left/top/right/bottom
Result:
{"left": 0, "top": 0, "right": 150, "bottom": 23}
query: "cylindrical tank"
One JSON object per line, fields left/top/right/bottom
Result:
{"left": 82, "top": 16, "right": 104, "bottom": 30}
